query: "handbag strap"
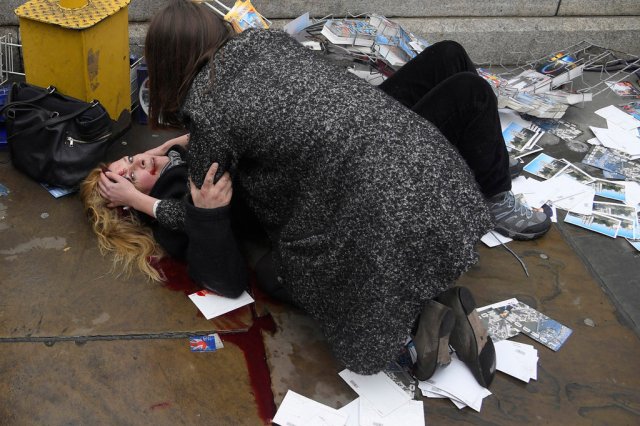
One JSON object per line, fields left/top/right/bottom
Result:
{"left": 0, "top": 85, "right": 56, "bottom": 116}
{"left": 7, "top": 100, "right": 101, "bottom": 140}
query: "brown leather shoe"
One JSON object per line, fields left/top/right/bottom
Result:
{"left": 436, "top": 286, "right": 497, "bottom": 388}
{"left": 413, "top": 300, "right": 456, "bottom": 381}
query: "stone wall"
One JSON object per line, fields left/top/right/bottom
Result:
{"left": 1, "top": 0, "right": 639, "bottom": 69}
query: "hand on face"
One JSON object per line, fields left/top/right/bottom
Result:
{"left": 98, "top": 170, "right": 142, "bottom": 209}
{"left": 108, "top": 153, "right": 169, "bottom": 195}
{"left": 189, "top": 162, "right": 233, "bottom": 209}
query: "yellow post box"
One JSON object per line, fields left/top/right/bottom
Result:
{"left": 15, "top": 0, "right": 131, "bottom": 120}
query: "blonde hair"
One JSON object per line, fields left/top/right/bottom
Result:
{"left": 80, "top": 167, "right": 165, "bottom": 281}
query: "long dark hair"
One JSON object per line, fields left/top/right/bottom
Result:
{"left": 145, "top": 0, "right": 233, "bottom": 128}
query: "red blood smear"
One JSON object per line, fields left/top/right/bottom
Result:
{"left": 153, "top": 257, "right": 201, "bottom": 295}
{"left": 222, "top": 313, "right": 277, "bottom": 425}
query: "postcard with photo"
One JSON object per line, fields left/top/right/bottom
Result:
{"left": 592, "top": 201, "right": 637, "bottom": 221}
{"left": 477, "top": 299, "right": 521, "bottom": 342}
{"left": 627, "top": 238, "right": 640, "bottom": 252}
{"left": 582, "top": 146, "right": 640, "bottom": 182}
{"left": 502, "top": 122, "right": 542, "bottom": 152}
{"left": 535, "top": 52, "right": 578, "bottom": 77}
{"left": 591, "top": 179, "right": 626, "bottom": 202}
{"left": 523, "top": 152, "right": 570, "bottom": 180}
{"left": 606, "top": 81, "right": 640, "bottom": 98}
{"left": 557, "top": 162, "right": 595, "bottom": 184}
{"left": 526, "top": 117, "right": 583, "bottom": 141}
{"left": 565, "top": 211, "right": 621, "bottom": 238}
{"left": 620, "top": 101, "right": 640, "bottom": 120}
{"left": 498, "top": 301, "right": 573, "bottom": 351}
{"left": 40, "top": 183, "right": 77, "bottom": 198}
{"left": 514, "top": 144, "right": 544, "bottom": 159}
{"left": 615, "top": 217, "right": 635, "bottom": 239}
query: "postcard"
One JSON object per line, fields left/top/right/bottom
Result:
{"left": 627, "top": 239, "right": 640, "bottom": 251}
{"left": 523, "top": 153, "right": 570, "bottom": 179}
{"left": 40, "top": 183, "right": 77, "bottom": 198}
{"left": 557, "top": 162, "right": 595, "bottom": 184}
{"left": 565, "top": 211, "right": 620, "bottom": 238}
{"left": 189, "top": 334, "right": 223, "bottom": 352}
{"left": 620, "top": 101, "right": 640, "bottom": 120}
{"left": 606, "top": 81, "right": 640, "bottom": 98}
{"left": 502, "top": 122, "right": 542, "bottom": 152}
{"left": 338, "top": 399, "right": 359, "bottom": 426}
{"left": 527, "top": 117, "right": 583, "bottom": 141}
{"left": 591, "top": 179, "right": 626, "bottom": 202}
{"left": 477, "top": 298, "right": 521, "bottom": 341}
{"left": 273, "top": 390, "right": 347, "bottom": 426}
{"left": 188, "top": 290, "right": 254, "bottom": 320}
{"left": 592, "top": 201, "right": 636, "bottom": 221}
{"left": 616, "top": 217, "right": 635, "bottom": 239}
{"left": 498, "top": 301, "right": 573, "bottom": 351}
{"left": 582, "top": 146, "right": 640, "bottom": 182}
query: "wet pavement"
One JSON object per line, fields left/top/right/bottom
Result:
{"left": 1, "top": 71, "right": 640, "bottom": 424}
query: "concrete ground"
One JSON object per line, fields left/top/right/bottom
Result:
{"left": 2, "top": 71, "right": 640, "bottom": 424}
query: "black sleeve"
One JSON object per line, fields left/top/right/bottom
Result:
{"left": 184, "top": 199, "right": 249, "bottom": 298}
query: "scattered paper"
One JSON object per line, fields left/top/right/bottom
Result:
{"left": 359, "top": 398, "right": 424, "bottom": 426}
{"left": 338, "top": 370, "right": 410, "bottom": 417}
{"left": 419, "top": 354, "right": 492, "bottom": 412}
{"left": 494, "top": 340, "right": 538, "bottom": 382}
{"left": 595, "top": 105, "right": 640, "bottom": 131}
{"left": 273, "top": 390, "right": 347, "bottom": 426}
{"left": 481, "top": 231, "right": 512, "bottom": 247}
{"left": 188, "top": 290, "right": 254, "bottom": 320}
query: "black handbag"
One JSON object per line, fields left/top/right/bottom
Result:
{"left": 0, "top": 82, "right": 114, "bottom": 188}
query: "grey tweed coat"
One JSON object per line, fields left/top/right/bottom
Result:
{"left": 182, "top": 29, "right": 493, "bottom": 374}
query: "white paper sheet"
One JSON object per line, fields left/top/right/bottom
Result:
{"left": 358, "top": 398, "right": 425, "bottom": 426}
{"left": 338, "top": 370, "right": 410, "bottom": 417}
{"left": 419, "top": 354, "right": 492, "bottom": 412}
{"left": 273, "top": 390, "right": 347, "bottom": 426}
{"left": 481, "top": 231, "right": 512, "bottom": 247}
{"left": 188, "top": 290, "right": 254, "bottom": 320}
{"left": 494, "top": 340, "right": 538, "bottom": 383}
{"left": 595, "top": 105, "right": 640, "bottom": 131}
{"left": 337, "top": 399, "right": 360, "bottom": 426}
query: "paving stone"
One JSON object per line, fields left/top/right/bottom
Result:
{"left": 0, "top": 339, "right": 261, "bottom": 425}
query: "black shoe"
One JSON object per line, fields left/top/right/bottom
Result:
{"left": 436, "top": 286, "right": 496, "bottom": 388}
{"left": 413, "top": 300, "right": 456, "bottom": 381}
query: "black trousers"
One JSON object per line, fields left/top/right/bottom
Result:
{"left": 379, "top": 41, "right": 511, "bottom": 198}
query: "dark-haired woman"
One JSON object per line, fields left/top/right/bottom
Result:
{"left": 132, "top": 0, "right": 512, "bottom": 384}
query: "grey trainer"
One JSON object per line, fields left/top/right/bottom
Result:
{"left": 488, "top": 191, "right": 551, "bottom": 240}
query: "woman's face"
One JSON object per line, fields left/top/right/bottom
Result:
{"left": 109, "top": 153, "right": 170, "bottom": 194}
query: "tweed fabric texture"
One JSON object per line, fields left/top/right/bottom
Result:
{"left": 182, "top": 29, "right": 493, "bottom": 374}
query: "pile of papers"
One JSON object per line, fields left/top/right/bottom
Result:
{"left": 273, "top": 369, "right": 425, "bottom": 426}
{"left": 285, "top": 12, "right": 430, "bottom": 77}
{"left": 418, "top": 354, "right": 492, "bottom": 412}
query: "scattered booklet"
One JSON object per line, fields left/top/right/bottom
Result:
{"left": 496, "top": 300, "right": 573, "bottom": 351}
{"left": 582, "top": 145, "right": 640, "bottom": 182}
